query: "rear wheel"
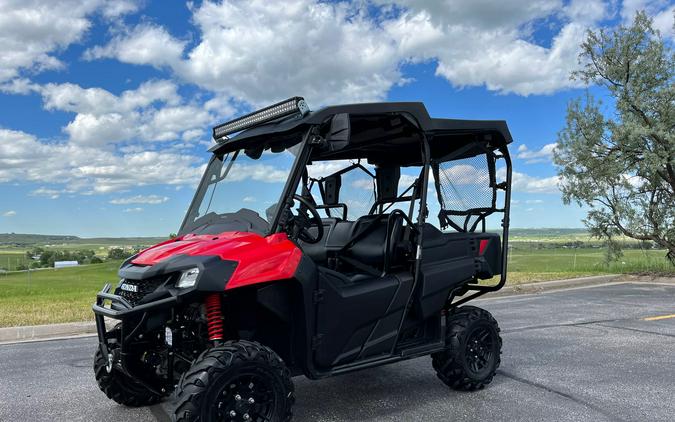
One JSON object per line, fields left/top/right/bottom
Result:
{"left": 94, "top": 349, "right": 162, "bottom": 406}
{"left": 172, "top": 340, "right": 294, "bottom": 422}
{"left": 432, "top": 305, "right": 501, "bottom": 391}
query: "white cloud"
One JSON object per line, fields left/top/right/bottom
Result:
{"left": 36, "top": 80, "right": 211, "bottom": 146}
{"left": 123, "top": 207, "right": 144, "bottom": 213}
{"left": 0, "top": 0, "right": 101, "bottom": 83}
{"left": 438, "top": 164, "right": 490, "bottom": 185}
{"left": 352, "top": 179, "right": 375, "bottom": 190}
{"left": 622, "top": 0, "right": 675, "bottom": 39}
{"left": 0, "top": 128, "right": 206, "bottom": 194}
{"left": 86, "top": 0, "right": 403, "bottom": 106}
{"left": 510, "top": 170, "right": 560, "bottom": 194}
{"left": 565, "top": 0, "right": 610, "bottom": 24}
{"left": 85, "top": 0, "right": 610, "bottom": 100}
{"left": 516, "top": 143, "right": 557, "bottom": 163}
{"left": 383, "top": 0, "right": 562, "bottom": 30}
{"left": 84, "top": 23, "right": 186, "bottom": 67}
{"left": 40, "top": 79, "right": 180, "bottom": 114}
{"left": 0, "top": 0, "right": 139, "bottom": 85}
{"left": 30, "top": 187, "right": 68, "bottom": 199}
{"left": 2, "top": 210, "right": 17, "bottom": 217}
{"left": 226, "top": 164, "right": 290, "bottom": 184}
{"left": 242, "top": 196, "right": 256, "bottom": 203}
{"left": 307, "top": 160, "right": 359, "bottom": 179}
{"left": 526, "top": 199, "right": 544, "bottom": 204}
{"left": 110, "top": 195, "right": 169, "bottom": 205}
{"left": 100, "top": 0, "right": 140, "bottom": 19}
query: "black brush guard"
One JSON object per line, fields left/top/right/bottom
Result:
{"left": 93, "top": 284, "right": 178, "bottom": 395}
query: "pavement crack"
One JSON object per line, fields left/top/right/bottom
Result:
{"left": 502, "top": 318, "right": 631, "bottom": 334}
{"left": 593, "top": 323, "right": 675, "bottom": 339}
{"left": 497, "top": 370, "right": 627, "bottom": 422}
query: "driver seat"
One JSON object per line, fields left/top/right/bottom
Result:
{"left": 299, "top": 213, "right": 409, "bottom": 277}
{"left": 339, "top": 213, "right": 406, "bottom": 276}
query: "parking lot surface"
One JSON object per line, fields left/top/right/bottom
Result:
{"left": 1, "top": 281, "right": 673, "bottom": 421}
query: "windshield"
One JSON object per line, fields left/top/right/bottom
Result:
{"left": 180, "top": 143, "right": 302, "bottom": 235}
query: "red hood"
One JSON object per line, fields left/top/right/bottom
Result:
{"left": 131, "top": 231, "right": 302, "bottom": 290}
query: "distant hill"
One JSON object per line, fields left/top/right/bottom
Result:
{"left": 1, "top": 229, "right": 591, "bottom": 248}
{"left": 0, "top": 233, "right": 168, "bottom": 248}
{"left": 508, "top": 228, "right": 589, "bottom": 239}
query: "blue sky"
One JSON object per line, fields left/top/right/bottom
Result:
{"left": 0, "top": 0, "right": 673, "bottom": 237}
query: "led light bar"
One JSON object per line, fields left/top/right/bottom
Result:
{"left": 213, "top": 96, "right": 310, "bottom": 142}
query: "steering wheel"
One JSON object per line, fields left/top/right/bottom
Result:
{"left": 289, "top": 194, "right": 324, "bottom": 244}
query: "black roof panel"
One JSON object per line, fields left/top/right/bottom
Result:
{"left": 210, "top": 102, "right": 512, "bottom": 156}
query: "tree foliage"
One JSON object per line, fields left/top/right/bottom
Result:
{"left": 554, "top": 12, "right": 675, "bottom": 264}
{"left": 107, "top": 247, "right": 135, "bottom": 260}
{"left": 25, "top": 247, "right": 97, "bottom": 268}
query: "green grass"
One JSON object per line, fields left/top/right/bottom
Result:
{"left": 499, "top": 247, "right": 673, "bottom": 285}
{"left": 0, "top": 261, "right": 121, "bottom": 327}
{"left": 0, "top": 251, "right": 29, "bottom": 271}
{"left": 0, "top": 246, "right": 673, "bottom": 327}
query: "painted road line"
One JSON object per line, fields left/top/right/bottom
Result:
{"left": 643, "top": 314, "right": 675, "bottom": 321}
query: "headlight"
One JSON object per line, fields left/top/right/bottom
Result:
{"left": 176, "top": 268, "right": 200, "bottom": 289}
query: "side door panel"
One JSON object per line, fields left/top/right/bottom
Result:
{"left": 313, "top": 269, "right": 412, "bottom": 368}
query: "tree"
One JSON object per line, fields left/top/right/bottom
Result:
{"left": 554, "top": 12, "right": 675, "bottom": 264}
{"left": 108, "top": 248, "right": 135, "bottom": 260}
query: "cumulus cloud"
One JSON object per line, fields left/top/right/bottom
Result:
{"left": 0, "top": 0, "right": 139, "bottom": 85}
{"left": 516, "top": 143, "right": 557, "bottom": 163}
{"left": 110, "top": 195, "right": 170, "bottom": 205}
{"left": 510, "top": 170, "right": 560, "bottom": 194}
{"left": 87, "top": 1, "right": 402, "bottom": 106}
{"left": 84, "top": 23, "right": 186, "bottom": 67}
{"left": 123, "top": 207, "right": 144, "bottom": 213}
{"left": 622, "top": 0, "right": 675, "bottom": 38}
{"left": 0, "top": 128, "right": 206, "bottom": 194}
{"left": 0, "top": 0, "right": 97, "bottom": 83}
{"left": 2, "top": 210, "right": 17, "bottom": 217}
{"left": 34, "top": 79, "right": 214, "bottom": 146}
{"left": 30, "top": 187, "right": 70, "bottom": 199}
{"left": 83, "top": 0, "right": 617, "bottom": 100}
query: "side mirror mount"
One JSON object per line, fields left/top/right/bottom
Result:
{"left": 376, "top": 166, "right": 400, "bottom": 201}
{"left": 326, "top": 113, "right": 350, "bottom": 151}
{"left": 323, "top": 174, "right": 341, "bottom": 205}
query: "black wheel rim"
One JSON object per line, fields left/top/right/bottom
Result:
{"left": 212, "top": 372, "right": 277, "bottom": 422}
{"left": 465, "top": 326, "right": 495, "bottom": 375}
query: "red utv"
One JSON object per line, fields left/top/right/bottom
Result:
{"left": 93, "top": 98, "right": 513, "bottom": 421}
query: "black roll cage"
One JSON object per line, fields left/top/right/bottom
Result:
{"left": 262, "top": 117, "right": 512, "bottom": 305}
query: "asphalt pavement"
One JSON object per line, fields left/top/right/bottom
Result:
{"left": 1, "top": 281, "right": 673, "bottom": 421}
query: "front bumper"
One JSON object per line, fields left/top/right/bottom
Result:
{"left": 93, "top": 282, "right": 177, "bottom": 351}
{"left": 92, "top": 284, "right": 178, "bottom": 394}
{"left": 92, "top": 283, "right": 178, "bottom": 319}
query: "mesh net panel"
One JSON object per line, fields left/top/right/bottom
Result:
{"left": 436, "top": 154, "right": 494, "bottom": 230}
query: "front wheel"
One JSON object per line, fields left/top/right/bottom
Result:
{"left": 432, "top": 305, "right": 502, "bottom": 391}
{"left": 172, "top": 340, "right": 294, "bottom": 422}
{"left": 94, "top": 349, "right": 162, "bottom": 406}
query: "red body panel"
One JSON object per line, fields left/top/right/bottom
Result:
{"left": 131, "top": 232, "right": 302, "bottom": 290}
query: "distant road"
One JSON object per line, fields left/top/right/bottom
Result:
{"left": 1, "top": 281, "right": 674, "bottom": 421}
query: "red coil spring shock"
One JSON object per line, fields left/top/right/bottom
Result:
{"left": 205, "top": 293, "right": 224, "bottom": 342}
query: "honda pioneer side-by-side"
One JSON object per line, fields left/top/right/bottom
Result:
{"left": 93, "top": 97, "right": 513, "bottom": 421}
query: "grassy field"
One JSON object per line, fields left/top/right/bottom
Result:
{"left": 0, "top": 251, "right": 29, "bottom": 271}
{"left": 505, "top": 247, "right": 673, "bottom": 283}
{"left": 0, "top": 261, "right": 122, "bottom": 327}
{"left": 0, "top": 246, "right": 673, "bottom": 327}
